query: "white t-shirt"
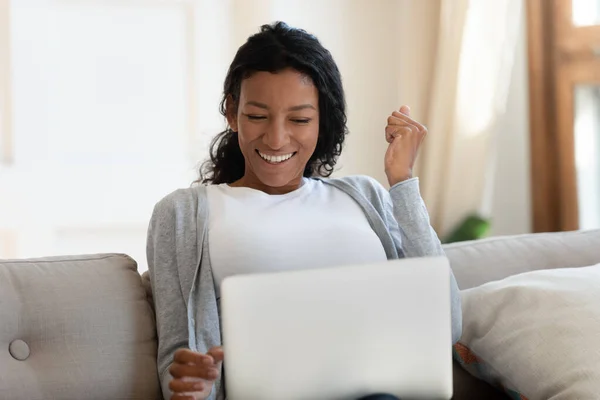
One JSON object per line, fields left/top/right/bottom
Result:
{"left": 206, "top": 178, "right": 388, "bottom": 296}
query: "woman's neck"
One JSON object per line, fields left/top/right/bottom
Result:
{"left": 229, "top": 175, "right": 304, "bottom": 195}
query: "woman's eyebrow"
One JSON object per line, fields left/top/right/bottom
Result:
{"left": 244, "top": 101, "right": 316, "bottom": 112}
{"left": 245, "top": 101, "right": 269, "bottom": 109}
{"left": 287, "top": 104, "right": 316, "bottom": 111}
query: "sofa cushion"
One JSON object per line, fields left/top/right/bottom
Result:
{"left": 444, "top": 229, "right": 600, "bottom": 290}
{"left": 457, "top": 263, "right": 600, "bottom": 399}
{"left": 0, "top": 254, "right": 161, "bottom": 400}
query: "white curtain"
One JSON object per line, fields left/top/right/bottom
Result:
{"left": 416, "top": 0, "right": 523, "bottom": 236}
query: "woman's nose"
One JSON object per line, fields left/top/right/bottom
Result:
{"left": 263, "top": 121, "right": 290, "bottom": 150}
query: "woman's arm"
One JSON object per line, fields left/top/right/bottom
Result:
{"left": 383, "top": 105, "right": 462, "bottom": 343}
{"left": 147, "top": 196, "right": 190, "bottom": 400}
{"left": 388, "top": 178, "right": 443, "bottom": 257}
{"left": 384, "top": 177, "right": 462, "bottom": 344}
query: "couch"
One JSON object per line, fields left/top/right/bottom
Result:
{"left": 2, "top": 229, "right": 599, "bottom": 399}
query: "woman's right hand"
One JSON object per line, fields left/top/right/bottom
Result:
{"left": 168, "top": 347, "right": 224, "bottom": 400}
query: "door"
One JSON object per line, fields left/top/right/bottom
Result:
{"left": 554, "top": 0, "right": 600, "bottom": 230}
{"left": 527, "top": 0, "right": 600, "bottom": 231}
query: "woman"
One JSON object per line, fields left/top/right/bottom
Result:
{"left": 147, "top": 21, "right": 462, "bottom": 400}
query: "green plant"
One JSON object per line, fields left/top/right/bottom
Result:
{"left": 443, "top": 214, "right": 491, "bottom": 244}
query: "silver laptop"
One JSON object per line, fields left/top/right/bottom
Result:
{"left": 220, "top": 257, "right": 453, "bottom": 400}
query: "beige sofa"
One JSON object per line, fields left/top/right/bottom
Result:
{"left": 2, "top": 229, "right": 599, "bottom": 400}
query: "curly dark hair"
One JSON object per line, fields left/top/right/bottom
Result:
{"left": 199, "top": 21, "right": 348, "bottom": 184}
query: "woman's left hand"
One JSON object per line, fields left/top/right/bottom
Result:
{"left": 384, "top": 105, "right": 427, "bottom": 187}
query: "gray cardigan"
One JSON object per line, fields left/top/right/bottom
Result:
{"left": 146, "top": 175, "right": 462, "bottom": 400}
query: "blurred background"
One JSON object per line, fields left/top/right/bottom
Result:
{"left": 0, "top": 0, "right": 598, "bottom": 271}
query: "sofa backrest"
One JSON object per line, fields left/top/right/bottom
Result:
{"left": 444, "top": 229, "right": 600, "bottom": 290}
{"left": 3, "top": 230, "right": 598, "bottom": 399}
{"left": 0, "top": 254, "right": 161, "bottom": 400}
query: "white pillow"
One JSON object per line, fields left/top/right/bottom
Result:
{"left": 458, "top": 263, "right": 600, "bottom": 400}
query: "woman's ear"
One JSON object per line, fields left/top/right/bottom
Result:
{"left": 225, "top": 95, "right": 239, "bottom": 132}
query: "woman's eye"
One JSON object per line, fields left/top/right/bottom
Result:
{"left": 291, "top": 119, "right": 311, "bottom": 124}
{"left": 246, "top": 115, "right": 266, "bottom": 121}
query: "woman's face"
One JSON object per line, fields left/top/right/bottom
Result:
{"left": 227, "top": 68, "right": 320, "bottom": 193}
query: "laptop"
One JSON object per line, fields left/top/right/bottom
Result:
{"left": 220, "top": 256, "right": 453, "bottom": 400}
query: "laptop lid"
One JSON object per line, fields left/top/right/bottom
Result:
{"left": 221, "top": 256, "right": 453, "bottom": 400}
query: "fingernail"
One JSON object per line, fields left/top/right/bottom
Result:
{"left": 194, "top": 382, "right": 204, "bottom": 390}
{"left": 203, "top": 358, "right": 213, "bottom": 366}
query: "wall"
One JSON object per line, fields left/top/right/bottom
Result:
{"left": 192, "top": 0, "right": 533, "bottom": 238}
{"left": 226, "top": 0, "right": 534, "bottom": 237}
{"left": 0, "top": 0, "right": 533, "bottom": 265}
{"left": 1, "top": 0, "right": 201, "bottom": 267}
{"left": 229, "top": 0, "right": 392, "bottom": 185}
{"left": 221, "top": 0, "right": 441, "bottom": 186}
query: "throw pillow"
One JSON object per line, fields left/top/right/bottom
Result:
{"left": 455, "top": 264, "right": 600, "bottom": 400}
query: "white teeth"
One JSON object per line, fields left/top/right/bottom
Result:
{"left": 258, "top": 151, "right": 294, "bottom": 163}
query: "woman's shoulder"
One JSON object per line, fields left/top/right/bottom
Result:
{"left": 321, "top": 174, "right": 388, "bottom": 198}
{"left": 151, "top": 185, "right": 207, "bottom": 224}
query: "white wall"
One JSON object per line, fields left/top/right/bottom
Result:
{"left": 189, "top": 0, "right": 533, "bottom": 237}
{"left": 1, "top": 0, "right": 202, "bottom": 268}
{"left": 0, "top": 0, "right": 533, "bottom": 265}
{"left": 190, "top": 0, "right": 411, "bottom": 185}
{"left": 230, "top": 0, "right": 403, "bottom": 185}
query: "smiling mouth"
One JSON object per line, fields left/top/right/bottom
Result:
{"left": 256, "top": 150, "right": 297, "bottom": 164}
